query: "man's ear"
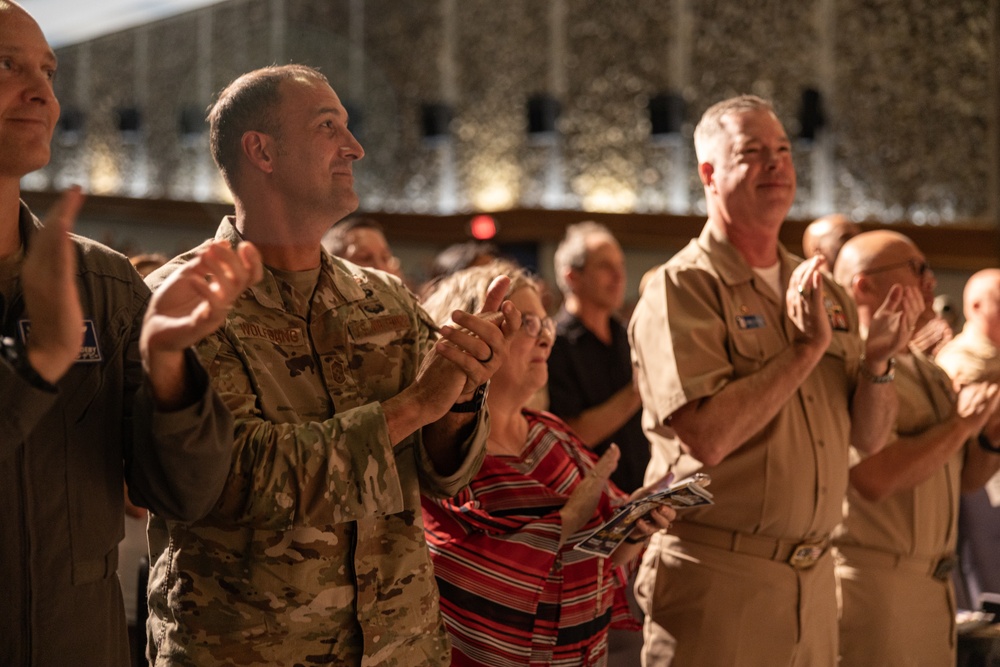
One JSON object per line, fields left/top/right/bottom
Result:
{"left": 564, "top": 267, "right": 579, "bottom": 293}
{"left": 242, "top": 131, "right": 276, "bottom": 175}
{"left": 698, "top": 161, "right": 714, "bottom": 189}
{"left": 851, "top": 273, "right": 873, "bottom": 302}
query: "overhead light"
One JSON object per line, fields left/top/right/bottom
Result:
{"left": 469, "top": 214, "right": 498, "bottom": 240}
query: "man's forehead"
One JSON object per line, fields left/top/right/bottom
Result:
{"left": 585, "top": 235, "right": 622, "bottom": 258}
{"left": 870, "top": 239, "right": 922, "bottom": 265}
{"left": 0, "top": 6, "right": 56, "bottom": 61}
{"left": 282, "top": 77, "right": 343, "bottom": 112}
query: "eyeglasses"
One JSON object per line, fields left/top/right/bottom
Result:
{"left": 522, "top": 314, "right": 556, "bottom": 338}
{"left": 861, "top": 258, "right": 931, "bottom": 279}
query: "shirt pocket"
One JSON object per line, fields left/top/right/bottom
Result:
{"left": 342, "top": 313, "right": 418, "bottom": 400}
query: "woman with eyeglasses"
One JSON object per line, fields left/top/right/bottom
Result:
{"left": 420, "top": 259, "right": 674, "bottom": 666}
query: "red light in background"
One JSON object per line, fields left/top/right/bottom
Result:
{"left": 469, "top": 215, "right": 497, "bottom": 240}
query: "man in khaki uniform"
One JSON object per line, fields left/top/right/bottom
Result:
{"left": 145, "top": 65, "right": 518, "bottom": 666}
{"left": 832, "top": 231, "right": 1000, "bottom": 666}
{"left": 937, "top": 269, "right": 1000, "bottom": 601}
{"left": 937, "top": 269, "right": 1000, "bottom": 388}
{"left": 629, "top": 95, "right": 913, "bottom": 667}
{"left": 802, "top": 213, "right": 861, "bottom": 268}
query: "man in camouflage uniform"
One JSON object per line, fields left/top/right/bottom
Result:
{"left": 145, "top": 65, "right": 517, "bottom": 666}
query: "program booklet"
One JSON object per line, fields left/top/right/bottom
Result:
{"left": 575, "top": 473, "right": 714, "bottom": 557}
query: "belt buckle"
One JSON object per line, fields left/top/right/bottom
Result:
{"left": 932, "top": 555, "right": 957, "bottom": 581}
{"left": 787, "top": 539, "right": 828, "bottom": 570}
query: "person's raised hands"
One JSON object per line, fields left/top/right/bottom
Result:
{"left": 786, "top": 255, "right": 832, "bottom": 352}
{"left": 865, "top": 284, "right": 923, "bottom": 367}
{"left": 140, "top": 240, "right": 262, "bottom": 408}
{"left": 140, "top": 241, "right": 263, "bottom": 357}
{"left": 21, "top": 186, "right": 86, "bottom": 384}
{"left": 432, "top": 274, "right": 522, "bottom": 398}
{"left": 956, "top": 381, "right": 1000, "bottom": 437}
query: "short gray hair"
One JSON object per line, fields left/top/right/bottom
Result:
{"left": 553, "top": 221, "right": 615, "bottom": 295}
{"left": 693, "top": 95, "right": 775, "bottom": 165}
{"left": 422, "top": 259, "right": 535, "bottom": 326}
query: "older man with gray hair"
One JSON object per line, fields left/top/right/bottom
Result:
{"left": 629, "top": 95, "right": 913, "bottom": 666}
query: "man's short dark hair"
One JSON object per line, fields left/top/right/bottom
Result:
{"left": 208, "top": 64, "right": 329, "bottom": 192}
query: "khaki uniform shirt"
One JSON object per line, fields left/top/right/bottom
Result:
{"left": 629, "top": 222, "right": 862, "bottom": 541}
{"left": 835, "top": 352, "right": 960, "bottom": 558}
{"left": 146, "top": 218, "right": 488, "bottom": 667}
{"left": 835, "top": 351, "right": 960, "bottom": 666}
{"left": 936, "top": 330, "right": 1000, "bottom": 386}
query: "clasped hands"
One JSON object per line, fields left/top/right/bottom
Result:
{"left": 787, "top": 255, "right": 923, "bottom": 374}
{"left": 413, "top": 275, "right": 521, "bottom": 419}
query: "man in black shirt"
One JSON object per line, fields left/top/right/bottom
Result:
{"left": 548, "top": 221, "right": 649, "bottom": 493}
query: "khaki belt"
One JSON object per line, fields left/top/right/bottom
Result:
{"left": 671, "top": 521, "right": 830, "bottom": 570}
{"left": 836, "top": 544, "right": 957, "bottom": 582}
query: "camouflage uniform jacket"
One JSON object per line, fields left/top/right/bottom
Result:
{"left": 145, "top": 218, "right": 488, "bottom": 667}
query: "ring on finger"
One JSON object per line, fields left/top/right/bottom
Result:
{"left": 478, "top": 346, "right": 494, "bottom": 364}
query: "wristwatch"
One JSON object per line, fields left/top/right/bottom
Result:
{"left": 859, "top": 354, "right": 895, "bottom": 384}
{"left": 450, "top": 381, "right": 489, "bottom": 413}
{"left": 1, "top": 336, "right": 57, "bottom": 391}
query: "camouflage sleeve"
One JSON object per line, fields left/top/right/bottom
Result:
{"left": 203, "top": 328, "right": 407, "bottom": 530}
{"left": 407, "top": 301, "right": 489, "bottom": 499}
{"left": 411, "top": 406, "right": 490, "bottom": 499}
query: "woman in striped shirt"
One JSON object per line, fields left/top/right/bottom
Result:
{"left": 421, "top": 260, "right": 675, "bottom": 666}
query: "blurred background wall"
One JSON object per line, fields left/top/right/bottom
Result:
{"left": 18, "top": 0, "right": 1000, "bottom": 311}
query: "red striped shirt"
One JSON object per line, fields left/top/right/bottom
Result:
{"left": 422, "top": 410, "right": 639, "bottom": 666}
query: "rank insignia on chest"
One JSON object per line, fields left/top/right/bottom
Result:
{"left": 735, "top": 314, "right": 766, "bottom": 330}
{"left": 825, "top": 298, "right": 850, "bottom": 331}
{"left": 19, "top": 319, "right": 103, "bottom": 362}
{"left": 348, "top": 314, "right": 411, "bottom": 340}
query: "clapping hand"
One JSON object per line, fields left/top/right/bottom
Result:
{"left": 21, "top": 187, "right": 86, "bottom": 384}
{"left": 786, "top": 256, "right": 832, "bottom": 351}
{"left": 141, "top": 240, "right": 263, "bottom": 407}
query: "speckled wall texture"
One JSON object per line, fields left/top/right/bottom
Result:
{"left": 25, "top": 0, "right": 997, "bottom": 226}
